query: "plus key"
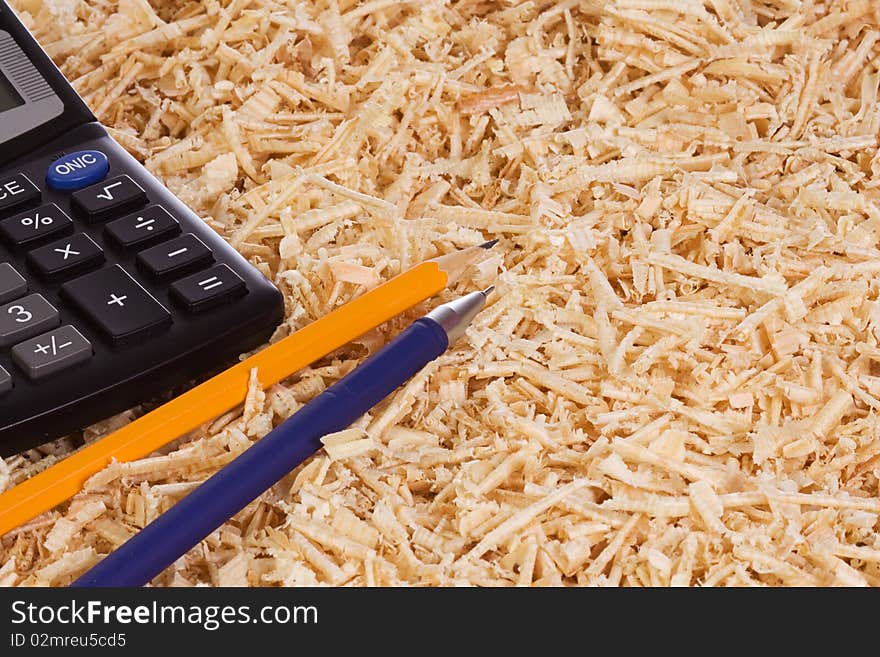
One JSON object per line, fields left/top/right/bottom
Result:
{"left": 60, "top": 265, "right": 171, "bottom": 345}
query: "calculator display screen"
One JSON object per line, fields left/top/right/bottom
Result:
{"left": 0, "top": 70, "right": 22, "bottom": 112}
{"left": 0, "top": 25, "right": 67, "bottom": 156}
{"left": 0, "top": 7, "right": 93, "bottom": 167}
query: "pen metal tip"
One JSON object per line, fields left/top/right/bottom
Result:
{"left": 481, "top": 285, "right": 495, "bottom": 297}
{"left": 478, "top": 239, "right": 499, "bottom": 249}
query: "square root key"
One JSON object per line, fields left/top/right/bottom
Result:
{"left": 71, "top": 175, "right": 147, "bottom": 222}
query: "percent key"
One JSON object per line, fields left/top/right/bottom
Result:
{"left": 0, "top": 203, "right": 74, "bottom": 248}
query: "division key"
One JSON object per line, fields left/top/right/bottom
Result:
{"left": 105, "top": 206, "right": 180, "bottom": 250}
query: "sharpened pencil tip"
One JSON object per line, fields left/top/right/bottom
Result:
{"left": 481, "top": 285, "right": 495, "bottom": 297}
{"left": 479, "top": 239, "right": 499, "bottom": 249}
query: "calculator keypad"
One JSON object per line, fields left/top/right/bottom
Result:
{"left": 0, "top": 152, "right": 251, "bottom": 379}
{"left": 0, "top": 147, "right": 256, "bottom": 380}
{"left": 0, "top": 293, "right": 60, "bottom": 347}
{"left": 61, "top": 265, "right": 172, "bottom": 344}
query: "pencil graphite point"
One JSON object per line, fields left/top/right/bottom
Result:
{"left": 431, "top": 242, "right": 497, "bottom": 285}
{"left": 482, "top": 285, "right": 495, "bottom": 297}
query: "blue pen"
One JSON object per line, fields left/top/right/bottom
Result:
{"left": 72, "top": 287, "right": 493, "bottom": 587}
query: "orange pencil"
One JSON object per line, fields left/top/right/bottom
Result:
{"left": 0, "top": 241, "right": 496, "bottom": 536}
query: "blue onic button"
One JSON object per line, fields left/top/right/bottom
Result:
{"left": 46, "top": 150, "right": 110, "bottom": 191}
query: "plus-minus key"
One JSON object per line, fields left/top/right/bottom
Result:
{"left": 12, "top": 325, "right": 93, "bottom": 380}
{"left": 60, "top": 265, "right": 171, "bottom": 344}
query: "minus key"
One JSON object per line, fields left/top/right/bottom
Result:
{"left": 136, "top": 234, "right": 213, "bottom": 279}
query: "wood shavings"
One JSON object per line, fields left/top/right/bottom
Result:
{"left": 216, "top": 553, "right": 249, "bottom": 587}
{"left": 321, "top": 428, "right": 375, "bottom": 461}
{"left": 466, "top": 479, "right": 594, "bottom": 560}
{"left": 328, "top": 260, "right": 380, "bottom": 287}
{"left": 3, "top": 0, "right": 880, "bottom": 588}
{"left": 42, "top": 501, "right": 106, "bottom": 554}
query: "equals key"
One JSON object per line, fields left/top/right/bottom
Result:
{"left": 171, "top": 264, "right": 247, "bottom": 312}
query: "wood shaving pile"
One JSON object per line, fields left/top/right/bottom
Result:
{"left": 2, "top": 0, "right": 880, "bottom": 587}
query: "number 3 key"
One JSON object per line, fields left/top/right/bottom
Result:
{"left": 0, "top": 293, "right": 60, "bottom": 346}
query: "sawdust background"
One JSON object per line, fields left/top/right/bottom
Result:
{"left": 2, "top": 0, "right": 880, "bottom": 586}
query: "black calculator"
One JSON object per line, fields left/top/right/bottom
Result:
{"left": 0, "top": 4, "right": 284, "bottom": 456}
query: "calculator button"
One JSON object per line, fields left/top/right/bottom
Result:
{"left": 170, "top": 264, "right": 247, "bottom": 312}
{"left": 12, "top": 325, "right": 92, "bottom": 380}
{"left": 105, "top": 206, "right": 180, "bottom": 250}
{"left": 0, "top": 203, "right": 73, "bottom": 248}
{"left": 0, "top": 293, "right": 60, "bottom": 347}
{"left": 137, "top": 234, "right": 213, "bottom": 279}
{"left": 46, "top": 150, "right": 110, "bottom": 191}
{"left": 0, "top": 365, "right": 10, "bottom": 394}
{"left": 0, "top": 263, "right": 27, "bottom": 303}
{"left": 0, "top": 174, "right": 40, "bottom": 216}
{"left": 71, "top": 175, "right": 147, "bottom": 222}
{"left": 27, "top": 233, "right": 105, "bottom": 281}
{"left": 61, "top": 265, "right": 171, "bottom": 344}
